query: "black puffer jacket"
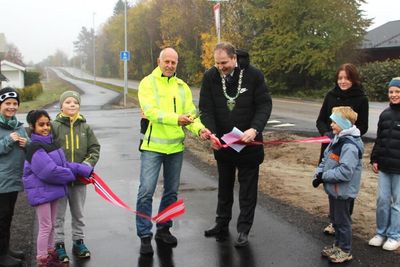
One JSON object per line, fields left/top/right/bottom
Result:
{"left": 371, "top": 103, "right": 400, "bottom": 173}
{"left": 316, "top": 84, "right": 369, "bottom": 136}
{"left": 199, "top": 65, "right": 272, "bottom": 166}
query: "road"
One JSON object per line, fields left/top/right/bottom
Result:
{"left": 33, "top": 69, "right": 400, "bottom": 267}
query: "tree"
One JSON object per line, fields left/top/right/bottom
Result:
{"left": 252, "top": 0, "right": 370, "bottom": 92}
{"left": 73, "top": 27, "right": 95, "bottom": 72}
{"left": 4, "top": 43, "right": 24, "bottom": 66}
{"left": 113, "top": 0, "right": 126, "bottom": 16}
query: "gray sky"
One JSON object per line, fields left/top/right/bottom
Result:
{"left": 0, "top": 0, "right": 399, "bottom": 64}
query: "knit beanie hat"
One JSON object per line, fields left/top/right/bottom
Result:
{"left": 0, "top": 87, "right": 20, "bottom": 105}
{"left": 59, "top": 91, "right": 80, "bottom": 107}
{"left": 330, "top": 112, "right": 352, "bottom": 130}
{"left": 388, "top": 77, "right": 400, "bottom": 88}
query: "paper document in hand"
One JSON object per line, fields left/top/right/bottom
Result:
{"left": 221, "top": 127, "right": 246, "bottom": 152}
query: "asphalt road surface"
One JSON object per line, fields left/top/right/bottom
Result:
{"left": 32, "top": 69, "right": 400, "bottom": 267}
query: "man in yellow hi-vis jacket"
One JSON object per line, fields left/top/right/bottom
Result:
{"left": 136, "top": 47, "right": 210, "bottom": 256}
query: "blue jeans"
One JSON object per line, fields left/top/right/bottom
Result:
{"left": 376, "top": 171, "right": 400, "bottom": 240}
{"left": 136, "top": 151, "right": 183, "bottom": 238}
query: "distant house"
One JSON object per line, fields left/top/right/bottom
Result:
{"left": 0, "top": 60, "right": 26, "bottom": 89}
{"left": 361, "top": 20, "right": 400, "bottom": 62}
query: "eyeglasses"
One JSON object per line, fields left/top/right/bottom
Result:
{"left": 0, "top": 91, "right": 18, "bottom": 102}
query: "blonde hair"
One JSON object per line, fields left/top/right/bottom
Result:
{"left": 331, "top": 106, "right": 358, "bottom": 125}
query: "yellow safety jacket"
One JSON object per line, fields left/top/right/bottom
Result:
{"left": 139, "top": 67, "right": 204, "bottom": 154}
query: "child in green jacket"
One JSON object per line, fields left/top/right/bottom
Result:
{"left": 52, "top": 91, "right": 100, "bottom": 263}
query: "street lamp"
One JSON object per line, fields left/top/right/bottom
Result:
{"left": 93, "top": 12, "right": 96, "bottom": 85}
{"left": 123, "top": 0, "right": 128, "bottom": 107}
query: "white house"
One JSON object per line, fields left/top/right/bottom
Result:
{"left": 1, "top": 60, "right": 25, "bottom": 89}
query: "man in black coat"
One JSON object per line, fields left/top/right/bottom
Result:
{"left": 199, "top": 42, "right": 272, "bottom": 247}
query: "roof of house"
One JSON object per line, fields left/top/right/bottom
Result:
{"left": 1, "top": 60, "right": 26, "bottom": 71}
{"left": 362, "top": 20, "right": 400, "bottom": 49}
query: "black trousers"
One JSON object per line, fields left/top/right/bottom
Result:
{"left": 215, "top": 161, "right": 259, "bottom": 234}
{"left": 0, "top": 191, "right": 18, "bottom": 255}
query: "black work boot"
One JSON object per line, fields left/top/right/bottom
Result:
{"left": 140, "top": 237, "right": 154, "bottom": 256}
{"left": 204, "top": 224, "right": 229, "bottom": 237}
{"left": 0, "top": 254, "right": 22, "bottom": 267}
{"left": 155, "top": 228, "right": 177, "bottom": 246}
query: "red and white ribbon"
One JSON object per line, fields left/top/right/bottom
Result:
{"left": 80, "top": 173, "right": 185, "bottom": 223}
{"left": 210, "top": 135, "right": 331, "bottom": 149}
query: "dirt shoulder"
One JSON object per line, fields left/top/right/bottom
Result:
{"left": 184, "top": 130, "right": 378, "bottom": 242}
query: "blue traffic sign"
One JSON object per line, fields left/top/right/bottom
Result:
{"left": 120, "top": 51, "right": 130, "bottom": 61}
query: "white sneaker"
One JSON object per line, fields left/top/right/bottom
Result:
{"left": 368, "top": 235, "right": 386, "bottom": 247}
{"left": 383, "top": 238, "right": 400, "bottom": 251}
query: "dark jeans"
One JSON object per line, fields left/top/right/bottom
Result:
{"left": 215, "top": 161, "right": 259, "bottom": 234}
{"left": 329, "top": 195, "right": 353, "bottom": 252}
{"left": 0, "top": 192, "right": 18, "bottom": 254}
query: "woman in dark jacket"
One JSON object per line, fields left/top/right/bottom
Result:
{"left": 316, "top": 63, "right": 369, "bottom": 235}
{"left": 22, "top": 110, "right": 92, "bottom": 267}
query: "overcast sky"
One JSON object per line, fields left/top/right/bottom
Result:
{"left": 0, "top": 0, "right": 399, "bottom": 64}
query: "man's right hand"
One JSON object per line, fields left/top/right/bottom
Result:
{"left": 178, "top": 115, "right": 193, "bottom": 126}
{"left": 372, "top": 163, "right": 379, "bottom": 174}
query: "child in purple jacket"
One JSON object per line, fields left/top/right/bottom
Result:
{"left": 22, "top": 110, "right": 93, "bottom": 267}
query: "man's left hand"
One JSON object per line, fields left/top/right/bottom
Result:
{"left": 178, "top": 115, "right": 193, "bottom": 126}
{"left": 240, "top": 128, "right": 257, "bottom": 143}
{"left": 199, "top": 128, "right": 211, "bottom": 140}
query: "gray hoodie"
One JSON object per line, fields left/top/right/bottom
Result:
{"left": 316, "top": 126, "right": 364, "bottom": 199}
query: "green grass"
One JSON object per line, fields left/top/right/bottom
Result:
{"left": 18, "top": 76, "right": 77, "bottom": 113}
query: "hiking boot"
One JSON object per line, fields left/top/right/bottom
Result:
{"left": 140, "top": 236, "right": 154, "bottom": 256}
{"left": 323, "top": 223, "right": 335, "bottom": 235}
{"left": 383, "top": 238, "right": 400, "bottom": 251}
{"left": 0, "top": 254, "right": 22, "bottom": 267}
{"left": 321, "top": 244, "right": 339, "bottom": 257}
{"left": 368, "top": 235, "right": 386, "bottom": 247}
{"left": 48, "top": 248, "right": 64, "bottom": 267}
{"left": 55, "top": 242, "right": 69, "bottom": 263}
{"left": 72, "top": 239, "right": 90, "bottom": 258}
{"left": 155, "top": 228, "right": 177, "bottom": 246}
{"left": 328, "top": 248, "right": 353, "bottom": 263}
{"left": 234, "top": 232, "right": 249, "bottom": 248}
{"left": 8, "top": 249, "right": 24, "bottom": 260}
{"left": 36, "top": 255, "right": 50, "bottom": 267}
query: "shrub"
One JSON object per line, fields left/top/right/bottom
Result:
{"left": 24, "top": 71, "right": 41, "bottom": 86}
{"left": 359, "top": 59, "right": 400, "bottom": 101}
{"left": 17, "top": 83, "right": 43, "bottom": 101}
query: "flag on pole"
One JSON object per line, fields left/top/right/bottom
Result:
{"left": 213, "top": 3, "right": 221, "bottom": 40}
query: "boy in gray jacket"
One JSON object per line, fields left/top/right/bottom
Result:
{"left": 312, "top": 106, "right": 363, "bottom": 264}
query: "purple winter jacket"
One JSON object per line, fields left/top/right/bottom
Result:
{"left": 22, "top": 133, "right": 93, "bottom": 206}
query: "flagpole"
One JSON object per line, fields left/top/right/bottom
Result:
{"left": 209, "top": 0, "right": 229, "bottom": 43}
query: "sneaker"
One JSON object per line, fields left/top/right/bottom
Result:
{"left": 323, "top": 223, "right": 335, "bottom": 235}
{"left": 55, "top": 242, "right": 69, "bottom": 263}
{"left": 328, "top": 248, "right": 353, "bottom": 263}
{"left": 72, "top": 239, "right": 91, "bottom": 258}
{"left": 140, "top": 236, "right": 154, "bottom": 256}
{"left": 48, "top": 248, "right": 64, "bottom": 267}
{"left": 368, "top": 235, "right": 386, "bottom": 247}
{"left": 321, "top": 244, "right": 339, "bottom": 257}
{"left": 383, "top": 238, "right": 400, "bottom": 251}
{"left": 36, "top": 255, "right": 50, "bottom": 267}
{"left": 155, "top": 228, "right": 178, "bottom": 246}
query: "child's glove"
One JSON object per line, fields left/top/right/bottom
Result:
{"left": 312, "top": 172, "right": 323, "bottom": 188}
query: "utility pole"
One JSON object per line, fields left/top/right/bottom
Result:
{"left": 123, "top": 0, "right": 128, "bottom": 107}
{"left": 93, "top": 12, "right": 96, "bottom": 86}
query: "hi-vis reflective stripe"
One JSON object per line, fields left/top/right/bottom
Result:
{"left": 142, "top": 135, "right": 184, "bottom": 145}
{"left": 76, "top": 134, "right": 79, "bottom": 149}
{"left": 65, "top": 134, "right": 69, "bottom": 149}
{"left": 177, "top": 83, "right": 185, "bottom": 111}
{"left": 151, "top": 77, "right": 161, "bottom": 107}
